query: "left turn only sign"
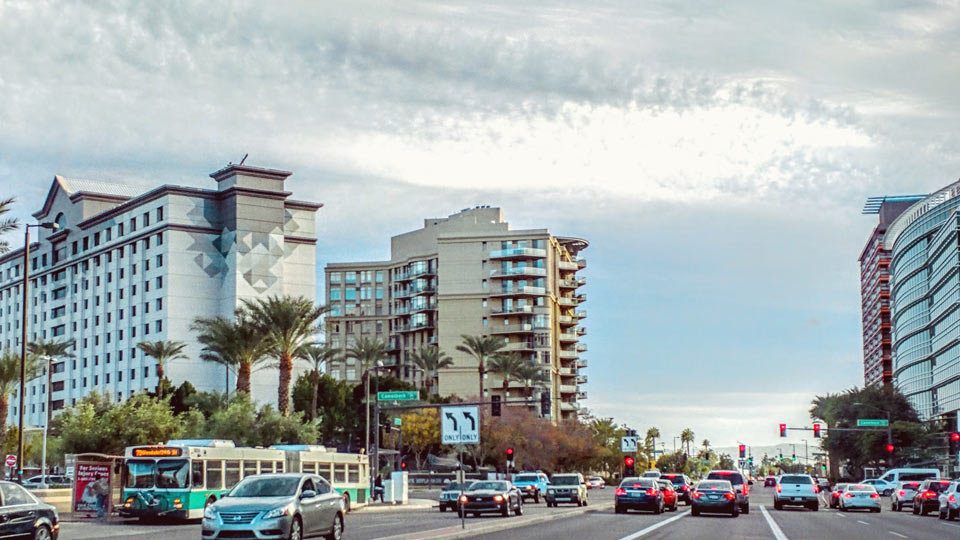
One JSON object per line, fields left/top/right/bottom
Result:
{"left": 441, "top": 406, "right": 480, "bottom": 445}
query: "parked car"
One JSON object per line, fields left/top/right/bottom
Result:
{"left": 615, "top": 477, "right": 663, "bottom": 514}
{"left": 661, "top": 473, "right": 693, "bottom": 504}
{"left": 890, "top": 481, "right": 922, "bottom": 512}
{"left": 512, "top": 472, "right": 549, "bottom": 503}
{"left": 546, "top": 473, "right": 588, "bottom": 507}
{"left": 641, "top": 470, "right": 662, "bottom": 479}
{"left": 839, "top": 484, "right": 881, "bottom": 513}
{"left": 690, "top": 480, "right": 739, "bottom": 517}
{"left": 201, "top": 473, "right": 345, "bottom": 540}
{"left": 0, "top": 481, "right": 59, "bottom": 540}
{"left": 773, "top": 474, "right": 819, "bottom": 511}
{"left": 829, "top": 483, "right": 850, "bottom": 508}
{"left": 705, "top": 470, "right": 749, "bottom": 514}
{"left": 912, "top": 479, "right": 954, "bottom": 516}
{"left": 21, "top": 475, "right": 72, "bottom": 489}
{"left": 457, "top": 480, "right": 522, "bottom": 517}
{"left": 656, "top": 479, "right": 679, "bottom": 511}
{"left": 439, "top": 481, "right": 471, "bottom": 512}
{"left": 938, "top": 481, "right": 959, "bottom": 520}
{"left": 586, "top": 477, "right": 605, "bottom": 489}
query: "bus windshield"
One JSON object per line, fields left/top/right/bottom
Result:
{"left": 123, "top": 459, "right": 190, "bottom": 489}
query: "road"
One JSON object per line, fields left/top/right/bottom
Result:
{"left": 59, "top": 486, "right": 960, "bottom": 539}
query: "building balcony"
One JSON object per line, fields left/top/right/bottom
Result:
{"left": 490, "top": 323, "right": 534, "bottom": 335}
{"left": 558, "top": 297, "right": 578, "bottom": 307}
{"left": 428, "top": 336, "right": 438, "bottom": 345}
{"left": 492, "top": 286, "right": 546, "bottom": 297}
{"left": 576, "top": 391, "right": 587, "bottom": 400}
{"left": 559, "top": 384, "right": 577, "bottom": 394}
{"left": 576, "top": 311, "right": 587, "bottom": 319}
{"left": 576, "top": 326, "right": 586, "bottom": 336}
{"left": 502, "top": 341, "right": 542, "bottom": 352}
{"left": 576, "top": 258, "right": 587, "bottom": 269}
{"left": 560, "top": 402, "right": 579, "bottom": 412}
{"left": 559, "top": 332, "right": 578, "bottom": 342}
{"left": 395, "top": 285, "right": 437, "bottom": 299}
{"left": 576, "top": 359, "right": 588, "bottom": 369}
{"left": 559, "top": 350, "right": 579, "bottom": 360}
{"left": 576, "top": 343, "right": 587, "bottom": 352}
{"left": 398, "top": 322, "right": 434, "bottom": 333}
{"left": 577, "top": 374, "right": 587, "bottom": 384}
{"left": 557, "top": 315, "right": 575, "bottom": 325}
{"left": 490, "top": 305, "right": 545, "bottom": 316}
{"left": 490, "top": 247, "right": 547, "bottom": 259}
{"left": 394, "top": 304, "right": 436, "bottom": 316}
{"left": 491, "top": 267, "right": 547, "bottom": 279}
{"left": 558, "top": 261, "right": 579, "bottom": 271}
{"left": 558, "top": 279, "right": 578, "bottom": 289}
{"left": 558, "top": 367, "right": 576, "bottom": 377}
{"left": 576, "top": 293, "right": 586, "bottom": 303}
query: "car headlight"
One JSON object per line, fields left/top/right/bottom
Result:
{"left": 203, "top": 506, "right": 217, "bottom": 520}
{"left": 548, "top": 488, "right": 555, "bottom": 494}
{"left": 264, "top": 505, "right": 292, "bottom": 520}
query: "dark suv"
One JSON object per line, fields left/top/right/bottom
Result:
{"left": 705, "top": 470, "right": 749, "bottom": 514}
{"left": 912, "top": 479, "right": 954, "bottom": 515}
{"left": 661, "top": 473, "right": 693, "bottom": 504}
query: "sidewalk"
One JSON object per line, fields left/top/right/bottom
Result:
{"left": 357, "top": 498, "right": 437, "bottom": 513}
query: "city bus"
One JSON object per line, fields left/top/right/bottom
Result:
{"left": 119, "top": 440, "right": 370, "bottom": 520}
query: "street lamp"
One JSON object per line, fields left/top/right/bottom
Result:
{"left": 17, "top": 220, "right": 58, "bottom": 483}
{"left": 38, "top": 355, "right": 53, "bottom": 490}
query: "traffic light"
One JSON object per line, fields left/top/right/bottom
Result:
{"left": 540, "top": 391, "right": 551, "bottom": 416}
{"left": 778, "top": 450, "right": 783, "bottom": 462}
{"left": 623, "top": 456, "right": 636, "bottom": 477}
{"left": 949, "top": 432, "right": 959, "bottom": 454}
{"left": 779, "top": 424, "right": 787, "bottom": 438}
{"left": 506, "top": 447, "right": 514, "bottom": 460}
{"left": 813, "top": 423, "right": 821, "bottom": 438}
{"left": 791, "top": 453, "right": 796, "bottom": 463}
{"left": 491, "top": 395, "right": 501, "bottom": 417}
{"left": 886, "top": 444, "right": 895, "bottom": 454}
{"left": 400, "top": 461, "right": 407, "bottom": 470}
{"left": 738, "top": 444, "right": 746, "bottom": 459}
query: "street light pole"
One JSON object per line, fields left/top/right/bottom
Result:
{"left": 17, "top": 221, "right": 57, "bottom": 483}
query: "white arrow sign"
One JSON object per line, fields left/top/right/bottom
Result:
{"left": 442, "top": 406, "right": 480, "bottom": 445}
{"left": 621, "top": 436, "right": 638, "bottom": 453}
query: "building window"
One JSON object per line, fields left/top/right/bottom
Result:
{"left": 330, "top": 272, "right": 341, "bottom": 284}
{"left": 143, "top": 212, "right": 150, "bottom": 227}
{"left": 329, "top": 288, "right": 341, "bottom": 301}
{"left": 156, "top": 232, "right": 163, "bottom": 245}
{"left": 156, "top": 320, "right": 162, "bottom": 332}
{"left": 157, "top": 207, "right": 164, "bottom": 221}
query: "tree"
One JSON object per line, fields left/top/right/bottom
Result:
{"left": 27, "top": 339, "right": 75, "bottom": 366}
{"left": 399, "top": 409, "right": 441, "bottom": 470}
{"left": 345, "top": 337, "right": 391, "bottom": 453}
{"left": 486, "top": 352, "right": 529, "bottom": 400}
{"left": 456, "top": 335, "right": 505, "bottom": 400}
{"left": 242, "top": 296, "right": 325, "bottom": 416}
{"left": 717, "top": 453, "right": 735, "bottom": 470}
{"left": 645, "top": 427, "right": 661, "bottom": 458}
{"left": 0, "top": 350, "right": 41, "bottom": 443}
{"left": 0, "top": 197, "right": 18, "bottom": 254}
{"left": 680, "top": 428, "right": 695, "bottom": 456}
{"left": 410, "top": 346, "right": 453, "bottom": 395}
{"left": 192, "top": 312, "right": 270, "bottom": 395}
{"left": 292, "top": 373, "right": 355, "bottom": 449}
{"left": 55, "top": 393, "right": 183, "bottom": 455}
{"left": 135, "top": 340, "right": 188, "bottom": 399}
{"left": 300, "top": 343, "right": 339, "bottom": 421}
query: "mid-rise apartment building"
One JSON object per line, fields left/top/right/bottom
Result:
{"left": 324, "top": 207, "right": 588, "bottom": 420}
{"left": 860, "top": 195, "right": 925, "bottom": 386}
{"left": 0, "top": 164, "right": 320, "bottom": 428}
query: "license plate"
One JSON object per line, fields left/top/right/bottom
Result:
{"left": 793, "top": 497, "right": 800, "bottom": 501}
{"left": 708, "top": 495, "right": 718, "bottom": 500}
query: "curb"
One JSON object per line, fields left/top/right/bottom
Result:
{"left": 375, "top": 502, "right": 614, "bottom": 540}
{"left": 356, "top": 501, "right": 438, "bottom": 513}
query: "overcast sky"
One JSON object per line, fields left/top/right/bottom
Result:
{"left": 2, "top": 0, "right": 959, "bottom": 448}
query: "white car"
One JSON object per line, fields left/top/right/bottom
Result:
{"left": 890, "top": 481, "right": 922, "bottom": 512}
{"left": 839, "top": 484, "right": 881, "bottom": 513}
{"left": 860, "top": 479, "right": 894, "bottom": 496}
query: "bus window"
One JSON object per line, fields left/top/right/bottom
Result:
{"left": 225, "top": 461, "right": 241, "bottom": 488}
{"left": 317, "top": 463, "right": 331, "bottom": 482}
{"left": 124, "top": 460, "right": 155, "bottom": 488}
{"left": 243, "top": 461, "right": 257, "bottom": 479}
{"left": 192, "top": 460, "right": 204, "bottom": 489}
{"left": 348, "top": 464, "right": 360, "bottom": 483}
{"left": 335, "top": 464, "right": 347, "bottom": 483}
{"left": 207, "top": 461, "right": 223, "bottom": 490}
{"left": 156, "top": 460, "right": 189, "bottom": 489}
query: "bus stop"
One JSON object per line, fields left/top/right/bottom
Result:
{"left": 66, "top": 453, "right": 123, "bottom": 521}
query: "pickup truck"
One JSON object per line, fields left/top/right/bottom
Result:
{"left": 774, "top": 474, "right": 820, "bottom": 511}
{"left": 512, "top": 472, "right": 549, "bottom": 503}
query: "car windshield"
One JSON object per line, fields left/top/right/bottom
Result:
{"left": 620, "top": 479, "right": 655, "bottom": 489}
{"left": 229, "top": 476, "right": 301, "bottom": 497}
{"left": 514, "top": 475, "right": 538, "bottom": 483}
{"left": 552, "top": 476, "right": 580, "bottom": 486}
{"left": 589, "top": 477, "right": 603, "bottom": 482}
{"left": 780, "top": 475, "right": 812, "bottom": 484}
{"left": 925, "top": 481, "right": 951, "bottom": 493}
{"left": 657, "top": 481, "right": 673, "bottom": 489}
{"left": 667, "top": 477, "right": 684, "bottom": 484}
{"left": 706, "top": 472, "right": 743, "bottom": 485}
{"left": 696, "top": 481, "right": 732, "bottom": 491}
{"left": 444, "top": 482, "right": 467, "bottom": 491}
{"left": 469, "top": 482, "right": 508, "bottom": 491}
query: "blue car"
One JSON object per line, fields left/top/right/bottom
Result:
{"left": 512, "top": 472, "right": 549, "bottom": 503}
{"left": 615, "top": 477, "right": 664, "bottom": 514}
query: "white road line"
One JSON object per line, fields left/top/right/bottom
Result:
{"left": 857, "top": 520, "right": 870, "bottom": 525}
{"left": 888, "top": 532, "right": 907, "bottom": 538}
{"left": 758, "top": 505, "right": 788, "bottom": 540}
{"left": 616, "top": 510, "right": 690, "bottom": 540}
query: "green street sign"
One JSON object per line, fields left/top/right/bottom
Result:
{"left": 857, "top": 419, "right": 889, "bottom": 427}
{"left": 378, "top": 391, "right": 418, "bottom": 401}
{"left": 394, "top": 417, "right": 402, "bottom": 426}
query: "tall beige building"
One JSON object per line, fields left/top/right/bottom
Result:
{"left": 323, "top": 207, "right": 587, "bottom": 420}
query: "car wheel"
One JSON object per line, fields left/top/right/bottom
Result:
{"left": 774, "top": 501, "right": 782, "bottom": 511}
{"left": 811, "top": 503, "right": 819, "bottom": 512}
{"left": 615, "top": 505, "right": 624, "bottom": 514}
{"left": 691, "top": 507, "right": 700, "bottom": 516}
{"left": 516, "top": 500, "right": 523, "bottom": 516}
{"left": 33, "top": 525, "right": 52, "bottom": 540}
{"left": 288, "top": 517, "right": 303, "bottom": 540}
{"left": 742, "top": 503, "right": 749, "bottom": 515}
{"left": 913, "top": 504, "right": 920, "bottom": 515}
{"left": 653, "top": 502, "right": 662, "bottom": 515}
{"left": 873, "top": 508, "right": 880, "bottom": 514}
{"left": 324, "top": 514, "right": 343, "bottom": 540}
{"left": 534, "top": 493, "right": 540, "bottom": 504}
{"left": 938, "top": 508, "right": 945, "bottom": 520}
{"left": 731, "top": 508, "right": 739, "bottom": 518}
{"left": 501, "top": 503, "right": 510, "bottom": 517}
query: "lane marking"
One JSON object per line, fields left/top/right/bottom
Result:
{"left": 888, "top": 532, "right": 907, "bottom": 538}
{"left": 616, "top": 510, "right": 690, "bottom": 540}
{"left": 857, "top": 520, "right": 869, "bottom": 525}
{"left": 758, "top": 505, "right": 788, "bottom": 540}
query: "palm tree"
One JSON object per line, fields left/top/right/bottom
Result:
{"left": 242, "top": 295, "right": 325, "bottom": 416}
{"left": 26, "top": 339, "right": 75, "bottom": 423}
{"left": 345, "top": 337, "right": 391, "bottom": 454}
{"left": 680, "top": 428, "right": 695, "bottom": 456}
{"left": 410, "top": 346, "right": 453, "bottom": 395}
{"left": 517, "top": 360, "right": 549, "bottom": 398}
{"left": 0, "top": 197, "right": 19, "bottom": 254}
{"left": 0, "top": 350, "right": 41, "bottom": 439}
{"left": 192, "top": 313, "right": 270, "bottom": 395}
{"left": 486, "top": 352, "right": 529, "bottom": 399}
{"left": 135, "top": 340, "right": 188, "bottom": 399}
{"left": 456, "top": 335, "right": 505, "bottom": 400}
{"left": 646, "top": 427, "right": 661, "bottom": 457}
{"left": 301, "top": 343, "right": 340, "bottom": 421}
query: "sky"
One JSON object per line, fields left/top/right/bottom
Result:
{"left": 2, "top": 0, "right": 959, "bottom": 449}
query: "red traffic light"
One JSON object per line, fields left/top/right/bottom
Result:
{"left": 779, "top": 424, "right": 787, "bottom": 438}
{"left": 738, "top": 444, "right": 746, "bottom": 458}
{"left": 813, "top": 423, "right": 821, "bottom": 438}
{"left": 951, "top": 432, "right": 960, "bottom": 442}
{"left": 885, "top": 444, "right": 895, "bottom": 453}
{"left": 506, "top": 447, "right": 514, "bottom": 456}
{"left": 624, "top": 456, "right": 635, "bottom": 467}
{"left": 400, "top": 461, "right": 407, "bottom": 469}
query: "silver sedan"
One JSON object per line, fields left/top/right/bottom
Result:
{"left": 202, "top": 473, "right": 345, "bottom": 540}
{"left": 839, "top": 484, "right": 881, "bottom": 513}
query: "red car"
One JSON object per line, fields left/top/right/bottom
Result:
{"left": 656, "top": 479, "right": 679, "bottom": 511}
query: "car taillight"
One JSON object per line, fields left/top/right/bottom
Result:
{"left": 681, "top": 485, "right": 689, "bottom": 491}
{"left": 691, "top": 492, "right": 702, "bottom": 499}
{"left": 949, "top": 495, "right": 957, "bottom": 503}
{"left": 832, "top": 492, "right": 840, "bottom": 498}
{"left": 813, "top": 486, "right": 819, "bottom": 494}
{"left": 616, "top": 488, "right": 626, "bottom": 496}
{"left": 924, "top": 491, "right": 937, "bottom": 498}
{"left": 870, "top": 494, "right": 880, "bottom": 499}
{"left": 459, "top": 495, "right": 468, "bottom": 503}
{"left": 743, "top": 484, "right": 749, "bottom": 496}
{"left": 776, "top": 485, "right": 782, "bottom": 493}
{"left": 844, "top": 493, "right": 854, "bottom": 498}
{"left": 493, "top": 495, "right": 504, "bottom": 502}
{"left": 646, "top": 489, "right": 657, "bottom": 496}
{"left": 897, "top": 490, "right": 905, "bottom": 498}
{"left": 725, "top": 492, "right": 736, "bottom": 500}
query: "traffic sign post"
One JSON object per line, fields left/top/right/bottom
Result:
{"left": 4, "top": 455, "right": 15, "bottom": 468}
{"left": 857, "top": 419, "right": 889, "bottom": 427}
{"left": 621, "top": 436, "right": 638, "bottom": 453}
{"left": 377, "top": 391, "right": 418, "bottom": 402}
{"left": 442, "top": 406, "right": 480, "bottom": 445}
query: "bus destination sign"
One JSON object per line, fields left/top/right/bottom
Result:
{"left": 132, "top": 447, "right": 183, "bottom": 457}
